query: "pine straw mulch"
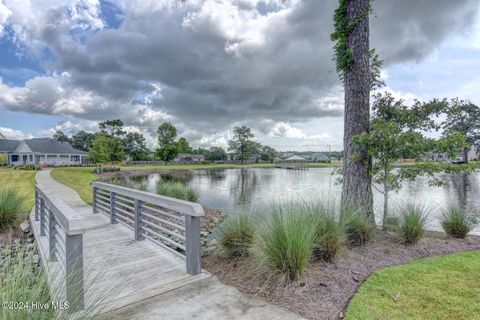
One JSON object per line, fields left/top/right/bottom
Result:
{"left": 203, "top": 231, "right": 480, "bottom": 320}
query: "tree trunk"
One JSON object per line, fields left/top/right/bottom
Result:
{"left": 463, "top": 147, "right": 469, "bottom": 164}
{"left": 341, "top": 0, "right": 374, "bottom": 221}
{"left": 382, "top": 175, "right": 389, "bottom": 230}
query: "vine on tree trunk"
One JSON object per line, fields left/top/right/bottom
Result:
{"left": 331, "top": 0, "right": 383, "bottom": 89}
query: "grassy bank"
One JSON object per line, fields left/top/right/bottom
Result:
{"left": 0, "top": 169, "right": 36, "bottom": 211}
{"left": 50, "top": 167, "right": 97, "bottom": 204}
{"left": 346, "top": 250, "right": 480, "bottom": 319}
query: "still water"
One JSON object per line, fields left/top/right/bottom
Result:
{"left": 111, "top": 168, "right": 480, "bottom": 233}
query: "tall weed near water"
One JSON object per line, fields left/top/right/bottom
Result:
{"left": 441, "top": 206, "right": 475, "bottom": 239}
{"left": 340, "top": 202, "right": 374, "bottom": 246}
{"left": 156, "top": 181, "right": 198, "bottom": 202}
{"left": 218, "top": 213, "right": 256, "bottom": 257}
{"left": 0, "top": 188, "right": 25, "bottom": 229}
{"left": 399, "top": 202, "right": 429, "bottom": 244}
{"left": 256, "top": 202, "right": 317, "bottom": 282}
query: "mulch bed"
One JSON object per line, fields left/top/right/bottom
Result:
{"left": 203, "top": 231, "right": 480, "bottom": 320}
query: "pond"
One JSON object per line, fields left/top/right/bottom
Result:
{"left": 109, "top": 167, "right": 480, "bottom": 233}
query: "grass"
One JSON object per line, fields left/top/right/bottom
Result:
{"left": 346, "top": 250, "right": 480, "bottom": 320}
{"left": 441, "top": 206, "right": 475, "bottom": 239}
{"left": 399, "top": 202, "right": 429, "bottom": 245}
{"left": 340, "top": 203, "right": 374, "bottom": 246}
{"left": 156, "top": 181, "right": 198, "bottom": 201}
{"left": 314, "top": 213, "right": 343, "bottom": 262}
{"left": 217, "top": 213, "right": 256, "bottom": 257}
{"left": 0, "top": 246, "right": 54, "bottom": 320}
{"left": 51, "top": 167, "right": 98, "bottom": 204}
{"left": 0, "top": 189, "right": 25, "bottom": 229}
{"left": 256, "top": 202, "right": 318, "bottom": 282}
{"left": 0, "top": 169, "right": 36, "bottom": 212}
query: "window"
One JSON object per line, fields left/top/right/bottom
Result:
{"left": 11, "top": 155, "right": 18, "bottom": 162}
{"left": 29, "top": 155, "right": 33, "bottom": 162}
{"left": 72, "top": 155, "right": 80, "bottom": 162}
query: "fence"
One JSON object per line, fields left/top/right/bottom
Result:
{"left": 92, "top": 181, "right": 204, "bottom": 275}
{"left": 35, "top": 184, "right": 86, "bottom": 312}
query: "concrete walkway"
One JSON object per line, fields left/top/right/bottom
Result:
{"left": 37, "top": 169, "right": 304, "bottom": 320}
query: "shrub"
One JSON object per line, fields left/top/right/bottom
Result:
{"left": 441, "top": 206, "right": 475, "bottom": 239}
{"left": 17, "top": 164, "right": 40, "bottom": 171}
{"left": 399, "top": 202, "right": 429, "bottom": 245}
{"left": 340, "top": 203, "right": 374, "bottom": 246}
{"left": 0, "top": 189, "right": 25, "bottom": 229}
{"left": 95, "top": 165, "right": 120, "bottom": 173}
{"left": 218, "top": 213, "right": 256, "bottom": 257}
{"left": 257, "top": 203, "right": 317, "bottom": 281}
{"left": 314, "top": 213, "right": 343, "bottom": 262}
{"left": 156, "top": 181, "right": 198, "bottom": 202}
{"left": 385, "top": 216, "right": 400, "bottom": 232}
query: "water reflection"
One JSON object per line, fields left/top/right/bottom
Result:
{"left": 110, "top": 168, "right": 480, "bottom": 233}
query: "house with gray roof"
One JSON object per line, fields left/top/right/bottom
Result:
{"left": 0, "top": 135, "right": 87, "bottom": 166}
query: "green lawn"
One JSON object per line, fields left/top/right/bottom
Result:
{"left": 0, "top": 169, "right": 37, "bottom": 212}
{"left": 346, "top": 250, "right": 480, "bottom": 320}
{"left": 50, "top": 167, "right": 98, "bottom": 204}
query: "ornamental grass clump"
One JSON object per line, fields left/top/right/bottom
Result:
{"left": 312, "top": 202, "right": 343, "bottom": 262}
{"left": 441, "top": 206, "right": 475, "bottom": 239}
{"left": 0, "top": 246, "right": 54, "bottom": 320}
{"left": 0, "top": 188, "right": 25, "bottom": 230}
{"left": 340, "top": 202, "right": 374, "bottom": 246}
{"left": 314, "top": 215, "right": 343, "bottom": 262}
{"left": 257, "top": 202, "right": 317, "bottom": 282}
{"left": 399, "top": 202, "right": 429, "bottom": 245}
{"left": 156, "top": 181, "right": 198, "bottom": 202}
{"left": 218, "top": 213, "right": 256, "bottom": 257}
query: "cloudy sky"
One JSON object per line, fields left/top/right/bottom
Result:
{"left": 0, "top": 0, "right": 479, "bottom": 151}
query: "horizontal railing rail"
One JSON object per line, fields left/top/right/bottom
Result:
{"left": 35, "top": 183, "right": 85, "bottom": 312}
{"left": 92, "top": 181, "right": 204, "bottom": 275}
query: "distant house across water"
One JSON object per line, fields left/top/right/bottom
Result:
{"left": 174, "top": 153, "right": 205, "bottom": 163}
{"left": 0, "top": 134, "right": 87, "bottom": 166}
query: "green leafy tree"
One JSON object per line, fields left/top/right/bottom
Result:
{"left": 124, "top": 132, "right": 149, "bottom": 161}
{"left": 176, "top": 137, "right": 193, "bottom": 154}
{"left": 99, "top": 119, "right": 125, "bottom": 138}
{"left": 53, "top": 130, "right": 71, "bottom": 144}
{"left": 443, "top": 100, "right": 480, "bottom": 163}
{"left": 260, "top": 145, "right": 278, "bottom": 163}
{"left": 355, "top": 93, "right": 475, "bottom": 230}
{"left": 205, "top": 147, "right": 227, "bottom": 161}
{"left": 71, "top": 130, "right": 96, "bottom": 152}
{"left": 228, "top": 126, "right": 255, "bottom": 165}
{"left": 89, "top": 133, "right": 125, "bottom": 164}
{"left": 156, "top": 122, "right": 178, "bottom": 163}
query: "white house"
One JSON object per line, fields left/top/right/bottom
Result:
{"left": 0, "top": 134, "right": 87, "bottom": 166}
{"left": 431, "top": 146, "right": 478, "bottom": 163}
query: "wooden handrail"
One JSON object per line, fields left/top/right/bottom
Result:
{"left": 92, "top": 181, "right": 204, "bottom": 275}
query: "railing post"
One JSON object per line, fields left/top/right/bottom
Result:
{"left": 110, "top": 192, "right": 117, "bottom": 224}
{"left": 185, "top": 215, "right": 201, "bottom": 275}
{"left": 134, "top": 199, "right": 144, "bottom": 240}
{"left": 92, "top": 186, "right": 98, "bottom": 214}
{"left": 35, "top": 187, "right": 39, "bottom": 221}
{"left": 49, "top": 210, "right": 57, "bottom": 261}
{"left": 40, "top": 198, "right": 46, "bottom": 236}
{"left": 65, "top": 233, "right": 84, "bottom": 312}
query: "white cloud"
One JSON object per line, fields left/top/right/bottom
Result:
{"left": 0, "top": 126, "right": 32, "bottom": 140}
{"left": 0, "top": 0, "right": 12, "bottom": 36}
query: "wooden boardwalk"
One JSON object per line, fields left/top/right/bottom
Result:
{"left": 31, "top": 170, "right": 209, "bottom": 316}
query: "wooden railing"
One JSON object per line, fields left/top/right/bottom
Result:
{"left": 92, "top": 182, "right": 204, "bottom": 275}
{"left": 35, "top": 184, "right": 86, "bottom": 312}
